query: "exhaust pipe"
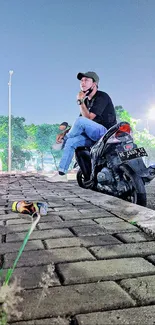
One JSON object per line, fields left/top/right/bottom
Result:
{"left": 144, "top": 164, "right": 155, "bottom": 182}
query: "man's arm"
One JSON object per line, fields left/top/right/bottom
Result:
{"left": 79, "top": 101, "right": 96, "bottom": 120}
{"left": 77, "top": 91, "right": 97, "bottom": 120}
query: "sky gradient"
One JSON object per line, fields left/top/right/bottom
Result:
{"left": 0, "top": 0, "right": 155, "bottom": 131}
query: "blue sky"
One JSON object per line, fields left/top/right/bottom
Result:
{"left": 0, "top": 0, "right": 155, "bottom": 131}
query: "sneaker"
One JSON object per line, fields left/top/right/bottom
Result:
{"left": 45, "top": 173, "right": 68, "bottom": 182}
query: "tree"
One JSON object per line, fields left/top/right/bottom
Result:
{"left": 115, "top": 106, "right": 155, "bottom": 165}
{"left": 0, "top": 115, "right": 31, "bottom": 171}
{"left": 35, "top": 124, "right": 55, "bottom": 170}
{"left": 24, "top": 124, "right": 38, "bottom": 150}
{"left": 34, "top": 123, "right": 65, "bottom": 171}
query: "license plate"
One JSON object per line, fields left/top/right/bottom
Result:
{"left": 118, "top": 147, "right": 148, "bottom": 162}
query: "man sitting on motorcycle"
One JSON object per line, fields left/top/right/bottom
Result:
{"left": 50, "top": 71, "right": 117, "bottom": 182}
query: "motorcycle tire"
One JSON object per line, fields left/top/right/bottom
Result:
{"left": 120, "top": 165, "right": 147, "bottom": 207}
{"left": 76, "top": 169, "right": 88, "bottom": 189}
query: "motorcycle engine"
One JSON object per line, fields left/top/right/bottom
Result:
{"left": 97, "top": 167, "right": 114, "bottom": 185}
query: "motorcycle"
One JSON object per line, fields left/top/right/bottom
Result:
{"left": 59, "top": 121, "right": 155, "bottom": 207}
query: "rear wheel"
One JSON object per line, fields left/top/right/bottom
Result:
{"left": 120, "top": 165, "right": 147, "bottom": 206}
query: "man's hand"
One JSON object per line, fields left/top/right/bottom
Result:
{"left": 56, "top": 128, "right": 71, "bottom": 143}
{"left": 77, "top": 91, "right": 86, "bottom": 101}
{"left": 56, "top": 133, "right": 64, "bottom": 143}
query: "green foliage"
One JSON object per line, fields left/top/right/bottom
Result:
{"left": 115, "top": 106, "right": 137, "bottom": 130}
{"left": 115, "top": 106, "right": 155, "bottom": 164}
{"left": 35, "top": 124, "right": 61, "bottom": 170}
{"left": 24, "top": 124, "right": 38, "bottom": 150}
{"left": 0, "top": 116, "right": 31, "bottom": 171}
{"left": 0, "top": 116, "right": 8, "bottom": 149}
{"left": 12, "top": 146, "right": 31, "bottom": 170}
{"left": 0, "top": 117, "right": 62, "bottom": 172}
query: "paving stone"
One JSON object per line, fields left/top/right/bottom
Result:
{"left": 58, "top": 211, "right": 82, "bottom": 220}
{"left": 0, "top": 240, "right": 44, "bottom": 254}
{"left": 75, "top": 305, "right": 155, "bottom": 325}
{"left": 44, "top": 201, "right": 69, "bottom": 208}
{"left": 79, "top": 208, "right": 112, "bottom": 216}
{"left": 6, "top": 214, "right": 63, "bottom": 225}
{"left": 120, "top": 275, "right": 155, "bottom": 304}
{"left": 116, "top": 231, "right": 154, "bottom": 243}
{"left": 5, "top": 247, "right": 95, "bottom": 268}
{"left": 53, "top": 207, "right": 78, "bottom": 212}
{"left": 40, "top": 214, "right": 63, "bottom": 222}
{"left": 56, "top": 193, "right": 78, "bottom": 199}
{"left": 10, "top": 319, "right": 69, "bottom": 325}
{"left": 137, "top": 223, "right": 155, "bottom": 238}
{"left": 58, "top": 258, "right": 155, "bottom": 284}
{"left": 10, "top": 265, "right": 60, "bottom": 289}
{"left": 94, "top": 216, "right": 123, "bottom": 224}
{"left": 45, "top": 234, "right": 121, "bottom": 249}
{"left": 5, "top": 223, "right": 35, "bottom": 233}
{"left": 38, "top": 219, "right": 96, "bottom": 230}
{"left": 78, "top": 190, "right": 155, "bottom": 224}
{"left": 0, "top": 224, "right": 7, "bottom": 235}
{"left": 0, "top": 210, "right": 5, "bottom": 215}
{"left": 102, "top": 221, "right": 138, "bottom": 233}
{"left": 90, "top": 242, "right": 155, "bottom": 259}
{"left": 6, "top": 228, "right": 73, "bottom": 242}
{"left": 0, "top": 201, "right": 7, "bottom": 206}
{"left": 72, "top": 225, "right": 108, "bottom": 236}
{"left": 64, "top": 198, "right": 86, "bottom": 203}
{"left": 10, "top": 282, "right": 135, "bottom": 322}
{"left": 0, "top": 213, "right": 21, "bottom": 220}
{"left": 147, "top": 255, "right": 155, "bottom": 264}
{"left": 6, "top": 218, "right": 36, "bottom": 225}
{"left": 72, "top": 203, "right": 93, "bottom": 208}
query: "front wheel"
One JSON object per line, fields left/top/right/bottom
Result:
{"left": 120, "top": 165, "right": 147, "bottom": 206}
{"left": 76, "top": 169, "right": 88, "bottom": 188}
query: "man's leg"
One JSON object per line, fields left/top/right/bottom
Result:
{"left": 47, "top": 117, "right": 107, "bottom": 182}
{"left": 59, "top": 135, "right": 94, "bottom": 174}
{"left": 66, "top": 116, "right": 107, "bottom": 142}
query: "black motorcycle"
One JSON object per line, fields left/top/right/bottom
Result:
{"left": 60, "top": 121, "right": 155, "bottom": 207}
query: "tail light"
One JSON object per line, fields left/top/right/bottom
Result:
{"left": 115, "top": 123, "right": 132, "bottom": 138}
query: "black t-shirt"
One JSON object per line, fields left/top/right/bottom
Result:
{"left": 80, "top": 90, "right": 117, "bottom": 130}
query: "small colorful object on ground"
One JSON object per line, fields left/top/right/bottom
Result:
{"left": 12, "top": 201, "right": 48, "bottom": 216}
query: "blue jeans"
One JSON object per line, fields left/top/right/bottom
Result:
{"left": 59, "top": 116, "right": 107, "bottom": 174}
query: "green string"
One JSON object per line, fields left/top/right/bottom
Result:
{"left": 3, "top": 213, "right": 40, "bottom": 285}
{"left": 4, "top": 226, "right": 32, "bottom": 285}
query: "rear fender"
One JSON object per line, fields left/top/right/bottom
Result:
{"left": 121, "top": 158, "right": 147, "bottom": 177}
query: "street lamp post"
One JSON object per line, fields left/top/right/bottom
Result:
{"left": 8, "top": 70, "right": 13, "bottom": 173}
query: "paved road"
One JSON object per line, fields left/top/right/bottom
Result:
{"left": 0, "top": 174, "right": 155, "bottom": 324}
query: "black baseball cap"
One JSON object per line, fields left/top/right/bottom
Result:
{"left": 77, "top": 71, "right": 99, "bottom": 85}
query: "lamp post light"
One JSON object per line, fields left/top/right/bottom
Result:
{"left": 8, "top": 70, "right": 13, "bottom": 173}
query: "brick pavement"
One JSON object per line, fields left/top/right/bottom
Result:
{"left": 0, "top": 174, "right": 155, "bottom": 324}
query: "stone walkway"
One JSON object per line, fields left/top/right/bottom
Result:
{"left": 0, "top": 174, "right": 155, "bottom": 324}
